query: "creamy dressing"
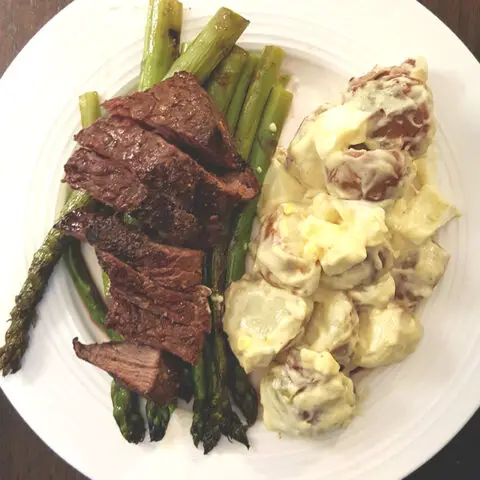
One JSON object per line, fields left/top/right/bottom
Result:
{"left": 261, "top": 349, "right": 356, "bottom": 436}
{"left": 225, "top": 57, "right": 458, "bottom": 437}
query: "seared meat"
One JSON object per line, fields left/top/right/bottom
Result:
{"left": 57, "top": 212, "right": 204, "bottom": 290}
{"left": 65, "top": 148, "right": 148, "bottom": 211}
{"left": 106, "top": 298, "right": 205, "bottom": 364}
{"left": 103, "top": 71, "right": 243, "bottom": 170}
{"left": 98, "top": 251, "right": 211, "bottom": 333}
{"left": 73, "top": 338, "right": 179, "bottom": 405}
{"left": 64, "top": 116, "right": 259, "bottom": 247}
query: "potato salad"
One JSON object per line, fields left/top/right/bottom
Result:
{"left": 224, "top": 58, "right": 459, "bottom": 437}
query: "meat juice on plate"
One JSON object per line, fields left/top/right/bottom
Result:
{"left": 223, "top": 58, "right": 459, "bottom": 436}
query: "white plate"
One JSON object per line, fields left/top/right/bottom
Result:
{"left": 1, "top": 0, "right": 479, "bottom": 479}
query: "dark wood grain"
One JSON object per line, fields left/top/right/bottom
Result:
{"left": 0, "top": 1, "right": 479, "bottom": 479}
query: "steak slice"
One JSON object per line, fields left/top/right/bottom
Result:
{"left": 64, "top": 148, "right": 148, "bottom": 211}
{"left": 106, "top": 298, "right": 205, "bottom": 364}
{"left": 98, "top": 251, "right": 211, "bottom": 333}
{"left": 73, "top": 338, "right": 179, "bottom": 405}
{"left": 65, "top": 115, "right": 259, "bottom": 247}
{"left": 102, "top": 71, "right": 244, "bottom": 170}
{"left": 57, "top": 211, "right": 204, "bottom": 290}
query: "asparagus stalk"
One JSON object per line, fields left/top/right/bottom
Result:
{"left": 139, "top": 0, "right": 183, "bottom": 91}
{"left": 226, "top": 55, "right": 258, "bottom": 133}
{"left": 65, "top": 243, "right": 121, "bottom": 341}
{"left": 202, "top": 247, "right": 249, "bottom": 454}
{"left": 206, "top": 46, "right": 249, "bottom": 114}
{"left": 227, "top": 345, "right": 258, "bottom": 426}
{"left": 234, "top": 46, "right": 285, "bottom": 160}
{"left": 227, "top": 84, "right": 293, "bottom": 286}
{"left": 193, "top": 64, "right": 251, "bottom": 452}
{"left": 79, "top": 92, "right": 101, "bottom": 128}
{"left": 0, "top": 91, "right": 105, "bottom": 375}
{"left": 111, "top": 381, "right": 146, "bottom": 444}
{"left": 146, "top": 399, "right": 177, "bottom": 441}
{"left": 165, "top": 8, "right": 249, "bottom": 83}
{"left": 65, "top": 232, "right": 147, "bottom": 442}
{"left": 191, "top": 353, "right": 208, "bottom": 447}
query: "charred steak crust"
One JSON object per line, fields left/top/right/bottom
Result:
{"left": 106, "top": 298, "right": 205, "bottom": 364}
{"left": 73, "top": 338, "right": 179, "bottom": 405}
{"left": 57, "top": 211, "right": 204, "bottom": 290}
{"left": 97, "top": 251, "right": 211, "bottom": 333}
{"left": 102, "top": 71, "right": 244, "bottom": 171}
{"left": 64, "top": 115, "right": 259, "bottom": 247}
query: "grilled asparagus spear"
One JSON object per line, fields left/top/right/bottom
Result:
{"left": 165, "top": 8, "right": 249, "bottom": 83}
{"left": 206, "top": 46, "right": 249, "bottom": 114}
{"left": 226, "top": 55, "right": 258, "bottom": 133}
{"left": 235, "top": 46, "right": 285, "bottom": 159}
{"left": 139, "top": 0, "right": 183, "bottom": 91}
{"left": 227, "top": 84, "right": 293, "bottom": 285}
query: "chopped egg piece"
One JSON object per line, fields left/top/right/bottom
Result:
{"left": 223, "top": 276, "right": 313, "bottom": 373}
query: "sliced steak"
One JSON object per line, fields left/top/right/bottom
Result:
{"left": 106, "top": 298, "right": 205, "bottom": 364}
{"left": 98, "top": 251, "right": 211, "bottom": 333}
{"left": 64, "top": 115, "right": 259, "bottom": 247}
{"left": 103, "top": 71, "right": 244, "bottom": 170}
{"left": 73, "top": 338, "right": 179, "bottom": 405}
{"left": 57, "top": 211, "right": 204, "bottom": 290}
{"left": 64, "top": 148, "right": 148, "bottom": 211}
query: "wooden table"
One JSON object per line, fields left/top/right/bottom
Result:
{"left": 1, "top": 1, "right": 479, "bottom": 479}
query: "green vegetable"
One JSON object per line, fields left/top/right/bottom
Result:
{"left": 79, "top": 92, "right": 101, "bottom": 128}
{"left": 165, "top": 7, "right": 249, "bottom": 83}
{"left": 234, "top": 46, "right": 285, "bottom": 159}
{"left": 64, "top": 244, "right": 121, "bottom": 341}
{"left": 226, "top": 55, "right": 258, "bottom": 133}
{"left": 227, "top": 84, "right": 292, "bottom": 286}
{"left": 111, "top": 380, "right": 146, "bottom": 444}
{"left": 139, "top": 0, "right": 183, "bottom": 91}
{"left": 191, "top": 353, "right": 208, "bottom": 447}
{"left": 202, "top": 247, "right": 249, "bottom": 454}
{"left": 206, "top": 46, "right": 249, "bottom": 114}
{"left": 146, "top": 399, "right": 177, "bottom": 441}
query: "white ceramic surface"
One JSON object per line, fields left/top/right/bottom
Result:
{"left": 0, "top": 1, "right": 479, "bottom": 479}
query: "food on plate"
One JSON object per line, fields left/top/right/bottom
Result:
{"left": 0, "top": 0, "right": 459, "bottom": 451}
{"left": 254, "top": 204, "right": 322, "bottom": 297}
{"left": 225, "top": 56, "right": 458, "bottom": 437}
{"left": 387, "top": 184, "right": 459, "bottom": 245}
{"left": 344, "top": 58, "right": 435, "bottom": 155}
{"left": 349, "top": 273, "right": 396, "bottom": 308}
{"left": 73, "top": 339, "right": 180, "bottom": 404}
{"left": 223, "top": 276, "right": 313, "bottom": 372}
{"left": 58, "top": 211, "right": 205, "bottom": 290}
{"left": 324, "top": 148, "right": 412, "bottom": 201}
{"left": 103, "top": 71, "right": 244, "bottom": 171}
{"left": 392, "top": 240, "right": 450, "bottom": 309}
{"left": 302, "top": 289, "right": 359, "bottom": 366}
{"left": 353, "top": 304, "right": 423, "bottom": 368}
{"left": 1, "top": 0, "right": 296, "bottom": 453}
{"left": 261, "top": 349, "right": 355, "bottom": 436}
{"left": 65, "top": 77, "right": 259, "bottom": 247}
